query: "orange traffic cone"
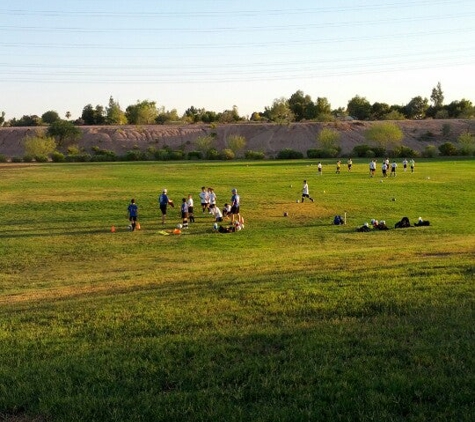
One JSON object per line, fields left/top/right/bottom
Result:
{"left": 111, "top": 225, "right": 116, "bottom": 233}
{"left": 136, "top": 222, "right": 141, "bottom": 230}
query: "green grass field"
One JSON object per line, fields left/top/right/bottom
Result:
{"left": 1, "top": 159, "right": 474, "bottom": 421}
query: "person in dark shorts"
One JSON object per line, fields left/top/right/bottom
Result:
{"left": 158, "top": 188, "right": 173, "bottom": 225}
{"left": 127, "top": 198, "right": 138, "bottom": 231}
{"left": 187, "top": 194, "right": 195, "bottom": 223}
{"left": 199, "top": 186, "right": 209, "bottom": 213}
{"left": 181, "top": 198, "right": 189, "bottom": 229}
{"left": 301, "top": 180, "right": 314, "bottom": 203}
{"left": 230, "top": 188, "right": 241, "bottom": 224}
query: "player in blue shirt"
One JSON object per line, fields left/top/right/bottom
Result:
{"left": 158, "top": 188, "right": 173, "bottom": 225}
{"left": 127, "top": 198, "right": 138, "bottom": 231}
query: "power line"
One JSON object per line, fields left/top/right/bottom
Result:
{"left": 0, "top": 0, "right": 471, "bottom": 19}
{"left": 0, "top": 12, "right": 473, "bottom": 33}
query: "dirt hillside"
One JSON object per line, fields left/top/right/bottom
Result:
{"left": 0, "top": 120, "right": 473, "bottom": 158}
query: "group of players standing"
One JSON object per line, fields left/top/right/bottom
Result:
{"left": 126, "top": 187, "right": 242, "bottom": 232}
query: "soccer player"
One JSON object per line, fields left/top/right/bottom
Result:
{"left": 301, "top": 180, "right": 314, "bottom": 203}
{"left": 127, "top": 198, "right": 138, "bottom": 231}
{"left": 181, "top": 198, "right": 189, "bottom": 229}
{"left": 158, "top": 188, "right": 172, "bottom": 225}
{"left": 230, "top": 188, "right": 241, "bottom": 223}
{"left": 199, "top": 186, "right": 209, "bottom": 213}
{"left": 187, "top": 194, "right": 195, "bottom": 223}
{"left": 390, "top": 160, "right": 397, "bottom": 177}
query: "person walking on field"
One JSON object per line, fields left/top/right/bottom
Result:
{"left": 301, "top": 180, "right": 314, "bottom": 203}
{"left": 127, "top": 198, "right": 138, "bottom": 231}
{"left": 317, "top": 162, "right": 323, "bottom": 176}
{"left": 336, "top": 160, "right": 341, "bottom": 174}
{"left": 410, "top": 158, "right": 415, "bottom": 173}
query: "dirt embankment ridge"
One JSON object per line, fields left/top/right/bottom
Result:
{"left": 0, "top": 120, "right": 473, "bottom": 158}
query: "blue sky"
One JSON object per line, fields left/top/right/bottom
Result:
{"left": 1, "top": 0, "right": 474, "bottom": 120}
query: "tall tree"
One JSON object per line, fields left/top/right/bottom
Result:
{"left": 41, "top": 110, "right": 60, "bottom": 124}
{"left": 371, "top": 102, "right": 390, "bottom": 120}
{"left": 47, "top": 120, "right": 81, "bottom": 147}
{"left": 315, "top": 97, "right": 332, "bottom": 117}
{"left": 347, "top": 95, "right": 371, "bottom": 120}
{"left": 405, "top": 96, "right": 429, "bottom": 119}
{"left": 264, "top": 97, "right": 294, "bottom": 124}
{"left": 106, "top": 96, "right": 127, "bottom": 125}
{"left": 218, "top": 105, "right": 241, "bottom": 123}
{"left": 125, "top": 100, "right": 158, "bottom": 125}
{"left": 288, "top": 90, "right": 313, "bottom": 121}
{"left": 81, "top": 104, "right": 105, "bottom": 125}
{"left": 430, "top": 82, "right": 444, "bottom": 108}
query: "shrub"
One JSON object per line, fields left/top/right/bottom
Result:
{"left": 220, "top": 148, "right": 235, "bottom": 160}
{"left": 168, "top": 150, "right": 184, "bottom": 160}
{"left": 90, "top": 152, "right": 117, "bottom": 162}
{"left": 382, "top": 110, "right": 405, "bottom": 120}
{"left": 244, "top": 150, "right": 265, "bottom": 160}
{"left": 364, "top": 122, "right": 403, "bottom": 151}
{"left": 364, "top": 149, "right": 376, "bottom": 158}
{"left": 439, "top": 142, "right": 458, "bottom": 156}
{"left": 226, "top": 135, "right": 246, "bottom": 156}
{"left": 51, "top": 151, "right": 66, "bottom": 162}
{"left": 23, "top": 154, "right": 34, "bottom": 163}
{"left": 153, "top": 149, "right": 170, "bottom": 161}
{"left": 67, "top": 145, "right": 81, "bottom": 155}
{"left": 24, "top": 136, "right": 56, "bottom": 157}
{"left": 187, "top": 150, "right": 203, "bottom": 160}
{"left": 93, "top": 150, "right": 117, "bottom": 161}
{"left": 66, "top": 153, "right": 91, "bottom": 162}
{"left": 34, "top": 155, "right": 49, "bottom": 162}
{"left": 352, "top": 144, "right": 372, "bottom": 157}
{"left": 0, "top": 154, "right": 7, "bottom": 163}
{"left": 307, "top": 148, "right": 339, "bottom": 158}
{"left": 124, "top": 150, "right": 146, "bottom": 161}
{"left": 393, "top": 145, "right": 419, "bottom": 158}
{"left": 11, "top": 156, "right": 23, "bottom": 163}
{"left": 206, "top": 148, "right": 220, "bottom": 160}
{"left": 441, "top": 123, "right": 452, "bottom": 137}
{"left": 371, "top": 147, "right": 387, "bottom": 157}
{"left": 435, "top": 110, "right": 449, "bottom": 119}
{"left": 422, "top": 145, "right": 439, "bottom": 158}
{"left": 458, "top": 132, "right": 475, "bottom": 156}
{"left": 277, "top": 149, "right": 304, "bottom": 159}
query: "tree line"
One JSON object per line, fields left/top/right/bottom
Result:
{"left": 1, "top": 82, "right": 474, "bottom": 128}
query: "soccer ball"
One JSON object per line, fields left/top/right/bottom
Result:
{"left": 127, "top": 224, "right": 133, "bottom": 231}
{"left": 296, "top": 200, "right": 299, "bottom": 203}
{"left": 213, "top": 223, "right": 218, "bottom": 230}
{"left": 177, "top": 223, "right": 183, "bottom": 229}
